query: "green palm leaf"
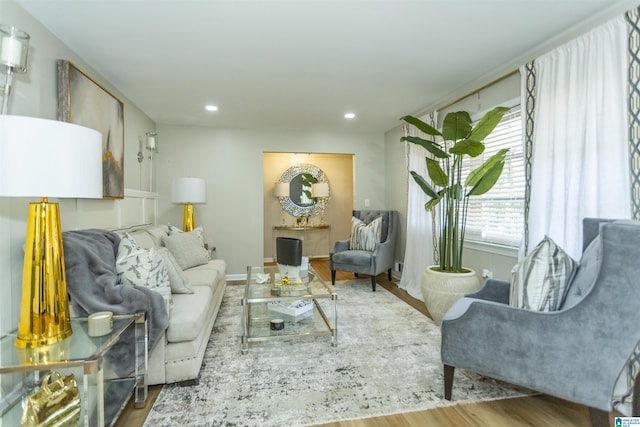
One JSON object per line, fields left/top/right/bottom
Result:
{"left": 401, "top": 136, "right": 448, "bottom": 158}
{"left": 401, "top": 115, "right": 442, "bottom": 136}
{"left": 442, "top": 111, "right": 472, "bottom": 141}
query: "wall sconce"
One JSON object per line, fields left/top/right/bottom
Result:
{"left": 137, "top": 131, "right": 159, "bottom": 163}
{"left": 172, "top": 177, "right": 206, "bottom": 231}
{"left": 274, "top": 181, "right": 290, "bottom": 225}
{"left": 0, "top": 116, "right": 102, "bottom": 348}
{"left": 0, "top": 25, "right": 30, "bottom": 115}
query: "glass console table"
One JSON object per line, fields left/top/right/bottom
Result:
{"left": 0, "top": 313, "right": 147, "bottom": 427}
{"left": 242, "top": 265, "right": 337, "bottom": 354}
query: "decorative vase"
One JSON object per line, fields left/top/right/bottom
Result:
{"left": 421, "top": 266, "right": 481, "bottom": 325}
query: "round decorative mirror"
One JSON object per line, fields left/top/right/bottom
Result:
{"left": 278, "top": 164, "right": 330, "bottom": 218}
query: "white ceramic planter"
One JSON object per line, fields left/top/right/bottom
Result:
{"left": 421, "top": 266, "right": 481, "bottom": 325}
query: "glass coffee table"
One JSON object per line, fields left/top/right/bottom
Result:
{"left": 241, "top": 265, "right": 337, "bottom": 354}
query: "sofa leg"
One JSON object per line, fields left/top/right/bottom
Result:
{"left": 587, "top": 407, "right": 609, "bottom": 427}
{"left": 178, "top": 378, "right": 199, "bottom": 387}
{"left": 444, "top": 365, "right": 454, "bottom": 400}
{"left": 370, "top": 276, "right": 376, "bottom": 291}
{"left": 331, "top": 270, "right": 336, "bottom": 285}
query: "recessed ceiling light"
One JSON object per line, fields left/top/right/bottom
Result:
{"left": 205, "top": 105, "right": 218, "bottom": 112}
{"left": 344, "top": 112, "right": 356, "bottom": 119}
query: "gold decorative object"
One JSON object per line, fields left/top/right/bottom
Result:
{"left": 183, "top": 203, "right": 195, "bottom": 231}
{"left": 15, "top": 199, "right": 72, "bottom": 349}
{"left": 20, "top": 371, "right": 81, "bottom": 427}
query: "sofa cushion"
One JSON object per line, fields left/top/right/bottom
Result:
{"left": 509, "top": 236, "right": 577, "bottom": 311}
{"left": 350, "top": 216, "right": 381, "bottom": 251}
{"left": 560, "top": 235, "right": 601, "bottom": 310}
{"left": 126, "top": 229, "right": 155, "bottom": 249}
{"left": 116, "top": 233, "right": 172, "bottom": 306}
{"left": 162, "top": 232, "right": 209, "bottom": 270}
{"left": 167, "top": 286, "right": 212, "bottom": 343}
{"left": 157, "top": 247, "right": 194, "bottom": 294}
{"left": 184, "top": 267, "right": 220, "bottom": 287}
{"left": 144, "top": 225, "right": 169, "bottom": 247}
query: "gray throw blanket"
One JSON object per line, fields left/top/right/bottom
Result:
{"left": 63, "top": 229, "right": 169, "bottom": 375}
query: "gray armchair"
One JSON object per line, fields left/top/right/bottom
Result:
{"left": 330, "top": 210, "right": 398, "bottom": 291}
{"left": 441, "top": 218, "right": 640, "bottom": 426}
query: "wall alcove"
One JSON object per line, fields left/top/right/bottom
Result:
{"left": 263, "top": 153, "right": 354, "bottom": 260}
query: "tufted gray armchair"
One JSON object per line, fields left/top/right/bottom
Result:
{"left": 441, "top": 218, "right": 640, "bottom": 426}
{"left": 329, "top": 210, "right": 398, "bottom": 291}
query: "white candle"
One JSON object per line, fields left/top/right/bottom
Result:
{"left": 1, "top": 36, "right": 22, "bottom": 66}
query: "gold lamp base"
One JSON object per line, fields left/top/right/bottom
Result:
{"left": 183, "top": 202, "right": 195, "bottom": 231}
{"left": 15, "top": 198, "right": 73, "bottom": 349}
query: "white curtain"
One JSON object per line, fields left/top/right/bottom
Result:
{"left": 525, "top": 16, "right": 631, "bottom": 260}
{"left": 398, "top": 116, "right": 436, "bottom": 300}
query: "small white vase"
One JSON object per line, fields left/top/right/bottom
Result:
{"left": 421, "top": 266, "right": 481, "bottom": 326}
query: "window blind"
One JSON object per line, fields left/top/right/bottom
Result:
{"left": 463, "top": 108, "right": 524, "bottom": 248}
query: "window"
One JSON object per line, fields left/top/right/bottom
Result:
{"left": 463, "top": 107, "right": 524, "bottom": 248}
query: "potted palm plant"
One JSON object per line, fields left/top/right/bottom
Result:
{"left": 401, "top": 106, "right": 509, "bottom": 324}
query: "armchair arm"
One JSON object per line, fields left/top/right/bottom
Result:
{"left": 332, "top": 240, "right": 349, "bottom": 254}
{"left": 466, "top": 278, "right": 510, "bottom": 304}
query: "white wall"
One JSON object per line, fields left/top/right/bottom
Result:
{"left": 155, "top": 124, "right": 385, "bottom": 276}
{"left": 0, "top": 1, "right": 157, "bottom": 334}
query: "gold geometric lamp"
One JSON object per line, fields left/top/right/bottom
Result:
{"left": 172, "top": 177, "right": 206, "bottom": 231}
{"left": 0, "top": 116, "right": 102, "bottom": 348}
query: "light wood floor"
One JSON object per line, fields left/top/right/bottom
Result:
{"left": 116, "top": 259, "right": 618, "bottom": 427}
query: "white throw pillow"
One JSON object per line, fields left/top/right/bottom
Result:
{"left": 167, "top": 224, "right": 210, "bottom": 260}
{"left": 509, "top": 236, "right": 577, "bottom": 311}
{"left": 162, "top": 232, "right": 209, "bottom": 270}
{"left": 349, "top": 216, "right": 382, "bottom": 251}
{"left": 116, "top": 233, "right": 172, "bottom": 307}
{"left": 156, "top": 247, "right": 194, "bottom": 294}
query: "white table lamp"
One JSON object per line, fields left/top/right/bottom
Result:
{"left": 0, "top": 115, "right": 102, "bottom": 348}
{"left": 172, "top": 177, "right": 206, "bottom": 231}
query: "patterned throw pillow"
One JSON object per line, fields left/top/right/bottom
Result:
{"left": 116, "top": 233, "right": 172, "bottom": 306}
{"left": 349, "top": 216, "right": 382, "bottom": 251}
{"left": 509, "top": 236, "right": 577, "bottom": 311}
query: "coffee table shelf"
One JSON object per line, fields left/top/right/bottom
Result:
{"left": 241, "top": 265, "right": 337, "bottom": 354}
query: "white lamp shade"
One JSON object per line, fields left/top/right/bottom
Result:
{"left": 172, "top": 177, "right": 206, "bottom": 204}
{"left": 311, "top": 182, "right": 329, "bottom": 198}
{"left": 0, "top": 115, "right": 103, "bottom": 198}
{"left": 274, "top": 181, "right": 289, "bottom": 198}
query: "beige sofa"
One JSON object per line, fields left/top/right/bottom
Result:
{"left": 117, "top": 224, "right": 227, "bottom": 385}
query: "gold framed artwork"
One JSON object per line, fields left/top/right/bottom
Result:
{"left": 57, "top": 60, "right": 124, "bottom": 199}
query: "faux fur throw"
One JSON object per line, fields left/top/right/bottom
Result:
{"left": 63, "top": 229, "right": 169, "bottom": 375}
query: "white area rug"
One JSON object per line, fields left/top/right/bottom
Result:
{"left": 144, "top": 280, "right": 529, "bottom": 426}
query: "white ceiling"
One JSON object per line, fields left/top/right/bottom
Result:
{"left": 14, "top": 0, "right": 640, "bottom": 133}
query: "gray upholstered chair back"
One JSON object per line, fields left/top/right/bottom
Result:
{"left": 352, "top": 210, "right": 394, "bottom": 244}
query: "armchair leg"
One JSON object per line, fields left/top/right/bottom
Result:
{"left": 588, "top": 407, "right": 609, "bottom": 427}
{"left": 370, "top": 276, "right": 376, "bottom": 292}
{"left": 331, "top": 270, "right": 336, "bottom": 285}
{"left": 387, "top": 268, "right": 392, "bottom": 281}
{"left": 444, "top": 365, "right": 455, "bottom": 400}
